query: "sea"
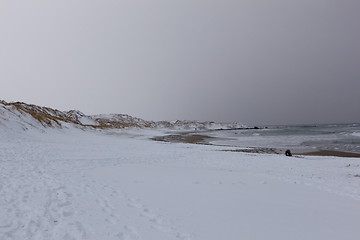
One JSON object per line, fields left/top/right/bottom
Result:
{"left": 208, "top": 123, "right": 360, "bottom": 154}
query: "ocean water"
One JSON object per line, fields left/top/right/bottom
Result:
{"left": 209, "top": 123, "right": 360, "bottom": 153}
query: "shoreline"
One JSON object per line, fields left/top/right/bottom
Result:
{"left": 152, "top": 132, "right": 360, "bottom": 158}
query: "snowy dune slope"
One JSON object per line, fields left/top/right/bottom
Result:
{"left": 0, "top": 100, "right": 245, "bottom": 131}
{"left": 1, "top": 124, "right": 360, "bottom": 240}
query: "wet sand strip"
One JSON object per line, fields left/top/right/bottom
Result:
{"left": 301, "top": 150, "right": 360, "bottom": 158}
{"left": 222, "top": 148, "right": 279, "bottom": 154}
{"left": 151, "top": 134, "right": 215, "bottom": 144}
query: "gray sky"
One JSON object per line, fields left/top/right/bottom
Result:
{"left": 1, "top": 0, "right": 360, "bottom": 125}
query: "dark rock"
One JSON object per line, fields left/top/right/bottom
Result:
{"left": 285, "top": 149, "right": 292, "bottom": 156}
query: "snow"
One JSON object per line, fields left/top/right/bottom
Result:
{"left": 77, "top": 116, "right": 98, "bottom": 126}
{"left": 0, "top": 126, "right": 360, "bottom": 240}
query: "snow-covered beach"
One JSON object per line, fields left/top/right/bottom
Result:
{"left": 2, "top": 0, "right": 360, "bottom": 238}
{"left": 1, "top": 125, "right": 359, "bottom": 240}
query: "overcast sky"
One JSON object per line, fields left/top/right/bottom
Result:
{"left": 1, "top": 0, "right": 359, "bottom": 125}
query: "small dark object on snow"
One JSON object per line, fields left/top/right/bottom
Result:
{"left": 285, "top": 149, "right": 292, "bottom": 156}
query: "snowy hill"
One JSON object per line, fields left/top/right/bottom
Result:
{"left": 0, "top": 100, "right": 245, "bottom": 131}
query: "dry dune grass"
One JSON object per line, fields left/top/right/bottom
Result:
{"left": 1, "top": 101, "right": 149, "bottom": 129}
{"left": 8, "top": 102, "right": 64, "bottom": 127}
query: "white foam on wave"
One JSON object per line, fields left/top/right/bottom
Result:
{"left": 351, "top": 132, "right": 360, "bottom": 137}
